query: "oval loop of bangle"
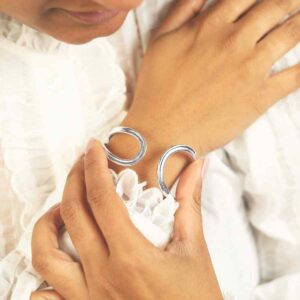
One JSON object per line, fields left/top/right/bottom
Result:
{"left": 157, "top": 145, "right": 198, "bottom": 197}
{"left": 103, "top": 126, "right": 147, "bottom": 167}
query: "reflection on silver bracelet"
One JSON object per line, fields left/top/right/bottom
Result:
{"left": 157, "top": 145, "right": 198, "bottom": 197}
{"left": 104, "top": 127, "right": 197, "bottom": 197}
{"left": 103, "top": 126, "right": 147, "bottom": 167}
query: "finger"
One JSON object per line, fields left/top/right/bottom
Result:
{"left": 152, "top": 0, "right": 206, "bottom": 40}
{"left": 84, "top": 139, "right": 149, "bottom": 252}
{"left": 238, "top": 0, "right": 300, "bottom": 43}
{"left": 32, "top": 206, "right": 88, "bottom": 300}
{"left": 256, "top": 12, "right": 300, "bottom": 68}
{"left": 30, "top": 290, "right": 64, "bottom": 300}
{"left": 61, "top": 156, "right": 108, "bottom": 267}
{"left": 264, "top": 63, "right": 300, "bottom": 104}
{"left": 206, "top": 0, "right": 256, "bottom": 24}
{"left": 170, "top": 159, "right": 208, "bottom": 245}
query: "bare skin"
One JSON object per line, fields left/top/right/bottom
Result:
{"left": 5, "top": 0, "right": 296, "bottom": 298}
{"left": 1, "top": 0, "right": 300, "bottom": 187}
{"left": 109, "top": 0, "right": 300, "bottom": 188}
{"left": 31, "top": 140, "right": 222, "bottom": 300}
{"left": 0, "top": 0, "right": 142, "bottom": 44}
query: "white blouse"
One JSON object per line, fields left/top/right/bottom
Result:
{"left": 0, "top": 1, "right": 299, "bottom": 299}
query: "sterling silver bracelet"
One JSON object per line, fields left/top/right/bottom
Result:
{"left": 157, "top": 145, "right": 198, "bottom": 197}
{"left": 103, "top": 126, "right": 147, "bottom": 167}
{"left": 104, "top": 127, "right": 198, "bottom": 196}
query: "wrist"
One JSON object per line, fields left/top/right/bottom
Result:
{"left": 106, "top": 117, "right": 202, "bottom": 189}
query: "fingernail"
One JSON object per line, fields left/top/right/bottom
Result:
{"left": 200, "top": 158, "right": 209, "bottom": 181}
{"left": 85, "top": 138, "right": 96, "bottom": 154}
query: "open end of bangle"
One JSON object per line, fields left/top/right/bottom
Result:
{"left": 157, "top": 145, "right": 198, "bottom": 198}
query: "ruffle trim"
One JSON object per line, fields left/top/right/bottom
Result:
{"left": 115, "top": 169, "right": 178, "bottom": 234}
{"left": 60, "top": 168, "right": 179, "bottom": 259}
{"left": 0, "top": 168, "right": 179, "bottom": 299}
{"left": 115, "top": 169, "right": 179, "bottom": 247}
{"left": 0, "top": 13, "right": 67, "bottom": 53}
{"left": 0, "top": 33, "right": 127, "bottom": 232}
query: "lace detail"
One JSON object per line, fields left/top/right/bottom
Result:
{"left": 0, "top": 13, "right": 67, "bottom": 53}
{"left": 60, "top": 168, "right": 179, "bottom": 261}
{"left": 115, "top": 169, "right": 178, "bottom": 241}
{"left": 0, "top": 11, "right": 127, "bottom": 236}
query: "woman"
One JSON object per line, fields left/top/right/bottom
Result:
{"left": 32, "top": 142, "right": 224, "bottom": 300}
{"left": 0, "top": 0, "right": 299, "bottom": 298}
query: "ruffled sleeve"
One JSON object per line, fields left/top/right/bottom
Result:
{"left": 0, "top": 168, "right": 179, "bottom": 299}
{"left": 0, "top": 151, "right": 259, "bottom": 300}
{"left": 0, "top": 13, "right": 129, "bottom": 299}
{"left": 0, "top": 182, "right": 65, "bottom": 299}
{"left": 59, "top": 168, "right": 179, "bottom": 260}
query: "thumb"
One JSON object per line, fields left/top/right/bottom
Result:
{"left": 171, "top": 158, "right": 209, "bottom": 243}
{"left": 152, "top": 0, "right": 206, "bottom": 41}
{"left": 30, "top": 290, "right": 65, "bottom": 300}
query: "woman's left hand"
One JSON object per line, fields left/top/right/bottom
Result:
{"left": 31, "top": 139, "right": 222, "bottom": 300}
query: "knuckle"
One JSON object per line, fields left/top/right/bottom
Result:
{"left": 261, "top": 41, "right": 277, "bottom": 61}
{"left": 60, "top": 200, "right": 78, "bottom": 223}
{"left": 84, "top": 155, "right": 99, "bottom": 172}
{"left": 272, "top": 0, "right": 293, "bottom": 13}
{"left": 204, "top": 9, "right": 226, "bottom": 27}
{"left": 222, "top": 31, "right": 239, "bottom": 50}
{"left": 87, "top": 186, "right": 109, "bottom": 207}
{"left": 286, "top": 20, "right": 300, "bottom": 42}
{"left": 75, "top": 227, "right": 98, "bottom": 245}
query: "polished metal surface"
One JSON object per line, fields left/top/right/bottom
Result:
{"left": 157, "top": 145, "right": 198, "bottom": 197}
{"left": 104, "top": 126, "right": 147, "bottom": 167}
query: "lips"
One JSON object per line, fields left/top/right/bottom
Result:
{"left": 64, "top": 9, "right": 119, "bottom": 25}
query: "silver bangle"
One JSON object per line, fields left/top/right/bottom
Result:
{"left": 157, "top": 145, "right": 198, "bottom": 197}
{"left": 104, "top": 127, "right": 147, "bottom": 167}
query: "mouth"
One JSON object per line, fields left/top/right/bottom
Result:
{"left": 62, "top": 9, "right": 120, "bottom": 25}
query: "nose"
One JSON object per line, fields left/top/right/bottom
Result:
{"left": 93, "top": 0, "right": 143, "bottom": 10}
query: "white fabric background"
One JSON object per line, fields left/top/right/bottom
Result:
{"left": 0, "top": 0, "right": 299, "bottom": 299}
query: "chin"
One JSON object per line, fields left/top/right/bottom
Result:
{"left": 40, "top": 11, "right": 128, "bottom": 44}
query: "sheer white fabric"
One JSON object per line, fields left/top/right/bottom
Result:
{"left": 0, "top": 0, "right": 299, "bottom": 299}
{"left": 59, "top": 169, "right": 180, "bottom": 258}
{"left": 224, "top": 42, "right": 300, "bottom": 299}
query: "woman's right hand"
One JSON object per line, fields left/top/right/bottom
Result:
{"left": 31, "top": 142, "right": 222, "bottom": 300}
{"left": 109, "top": 0, "right": 300, "bottom": 187}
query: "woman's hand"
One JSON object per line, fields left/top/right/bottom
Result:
{"left": 31, "top": 140, "right": 222, "bottom": 300}
{"left": 108, "top": 0, "right": 300, "bottom": 187}
{"left": 30, "top": 290, "right": 64, "bottom": 300}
